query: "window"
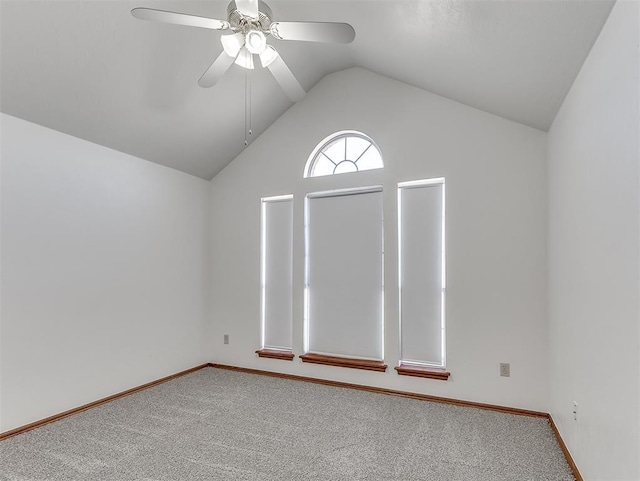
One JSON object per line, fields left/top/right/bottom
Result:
{"left": 301, "top": 186, "right": 386, "bottom": 371}
{"left": 257, "top": 132, "right": 449, "bottom": 378}
{"left": 396, "top": 179, "right": 449, "bottom": 380}
{"left": 304, "top": 131, "right": 383, "bottom": 178}
{"left": 256, "top": 195, "right": 294, "bottom": 361}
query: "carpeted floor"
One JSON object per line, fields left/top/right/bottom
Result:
{"left": 0, "top": 367, "right": 574, "bottom": 481}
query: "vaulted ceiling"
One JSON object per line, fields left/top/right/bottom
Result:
{"left": 1, "top": 0, "right": 615, "bottom": 180}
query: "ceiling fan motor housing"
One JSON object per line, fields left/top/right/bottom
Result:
{"left": 227, "top": 0, "right": 273, "bottom": 34}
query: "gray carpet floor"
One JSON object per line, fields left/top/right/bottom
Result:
{"left": 0, "top": 367, "right": 574, "bottom": 481}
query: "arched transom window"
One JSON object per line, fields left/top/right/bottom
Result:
{"left": 304, "top": 131, "right": 383, "bottom": 178}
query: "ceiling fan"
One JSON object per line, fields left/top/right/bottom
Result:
{"left": 132, "top": 0, "right": 356, "bottom": 102}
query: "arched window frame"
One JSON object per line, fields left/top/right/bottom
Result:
{"left": 304, "top": 130, "right": 384, "bottom": 178}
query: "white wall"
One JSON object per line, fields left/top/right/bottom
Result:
{"left": 209, "top": 67, "right": 549, "bottom": 411}
{"left": 547, "top": 1, "right": 640, "bottom": 480}
{"left": 0, "top": 114, "right": 211, "bottom": 432}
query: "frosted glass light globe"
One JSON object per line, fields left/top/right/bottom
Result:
{"left": 246, "top": 30, "right": 266, "bottom": 54}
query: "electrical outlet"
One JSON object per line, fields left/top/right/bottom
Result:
{"left": 223, "top": 334, "right": 229, "bottom": 345}
{"left": 500, "top": 363, "right": 510, "bottom": 377}
{"left": 572, "top": 401, "right": 578, "bottom": 421}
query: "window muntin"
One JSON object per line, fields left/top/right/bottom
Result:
{"left": 304, "top": 131, "right": 383, "bottom": 178}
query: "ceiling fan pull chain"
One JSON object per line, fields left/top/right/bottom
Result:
{"left": 244, "top": 68, "right": 253, "bottom": 147}
{"left": 244, "top": 69, "right": 249, "bottom": 146}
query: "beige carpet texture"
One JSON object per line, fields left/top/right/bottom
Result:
{"left": 0, "top": 367, "right": 575, "bottom": 480}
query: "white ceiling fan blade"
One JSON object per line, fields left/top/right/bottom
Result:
{"left": 270, "top": 21, "right": 355, "bottom": 44}
{"left": 234, "top": 0, "right": 259, "bottom": 19}
{"left": 198, "top": 51, "right": 237, "bottom": 88}
{"left": 131, "top": 8, "right": 230, "bottom": 30}
{"left": 262, "top": 49, "right": 305, "bottom": 102}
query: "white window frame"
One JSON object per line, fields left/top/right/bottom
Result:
{"left": 304, "top": 130, "right": 384, "bottom": 178}
{"left": 260, "top": 194, "right": 294, "bottom": 352}
{"left": 397, "top": 178, "right": 446, "bottom": 368}
{"left": 303, "top": 185, "right": 385, "bottom": 360}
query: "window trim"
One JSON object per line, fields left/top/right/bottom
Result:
{"left": 300, "top": 353, "right": 387, "bottom": 372}
{"left": 397, "top": 178, "right": 447, "bottom": 372}
{"left": 255, "top": 348, "right": 295, "bottom": 361}
{"left": 303, "top": 185, "right": 385, "bottom": 364}
{"left": 395, "top": 362, "right": 450, "bottom": 380}
{"left": 260, "top": 194, "right": 294, "bottom": 354}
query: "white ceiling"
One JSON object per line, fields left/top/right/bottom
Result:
{"left": 1, "top": 0, "right": 615, "bottom": 180}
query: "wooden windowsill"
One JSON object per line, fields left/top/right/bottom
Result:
{"left": 299, "top": 353, "right": 387, "bottom": 372}
{"left": 395, "top": 363, "right": 450, "bottom": 380}
{"left": 255, "top": 349, "right": 295, "bottom": 361}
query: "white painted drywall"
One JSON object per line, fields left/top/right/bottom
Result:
{"left": 0, "top": 114, "right": 211, "bottom": 432}
{"left": 548, "top": 0, "right": 640, "bottom": 479}
{"left": 209, "top": 67, "right": 549, "bottom": 411}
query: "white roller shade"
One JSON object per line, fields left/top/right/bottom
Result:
{"left": 262, "top": 196, "right": 293, "bottom": 350}
{"left": 306, "top": 187, "right": 384, "bottom": 360}
{"left": 399, "top": 180, "right": 445, "bottom": 366}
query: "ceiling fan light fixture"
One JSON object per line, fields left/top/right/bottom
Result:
{"left": 235, "top": 46, "right": 255, "bottom": 69}
{"left": 259, "top": 45, "right": 278, "bottom": 67}
{"left": 221, "top": 32, "right": 245, "bottom": 57}
{"left": 132, "top": 1, "right": 355, "bottom": 102}
{"left": 245, "top": 29, "right": 267, "bottom": 54}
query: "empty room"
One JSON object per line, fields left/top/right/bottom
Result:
{"left": 1, "top": 0, "right": 639, "bottom": 480}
